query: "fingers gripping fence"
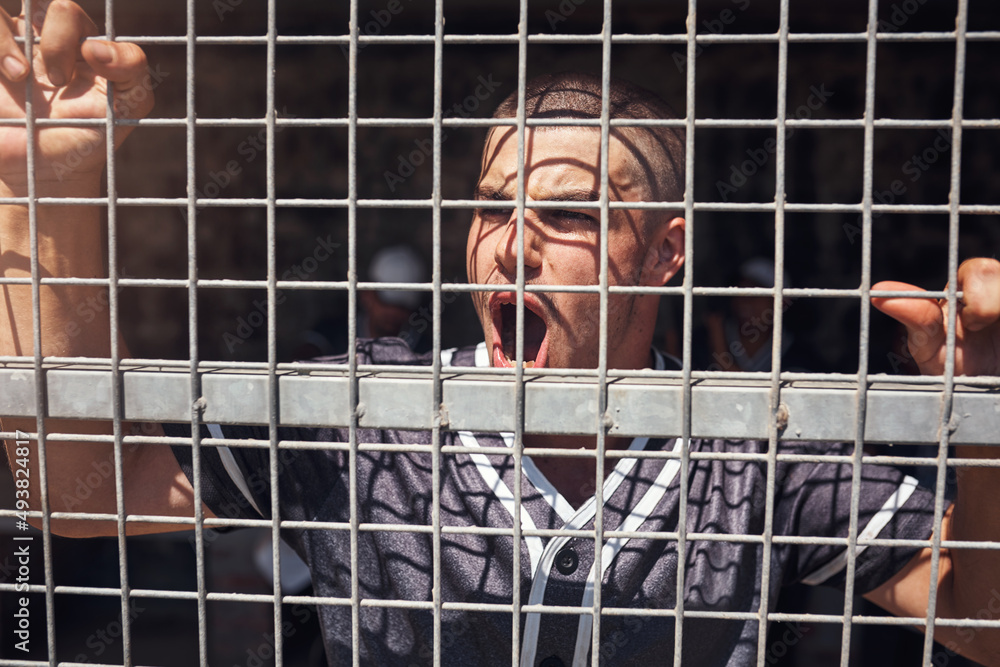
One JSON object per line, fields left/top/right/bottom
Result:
{"left": 0, "top": 1, "right": 998, "bottom": 666}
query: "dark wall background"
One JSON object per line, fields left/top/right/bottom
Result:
{"left": 95, "top": 0, "right": 999, "bottom": 376}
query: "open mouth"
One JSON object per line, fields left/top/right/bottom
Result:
{"left": 489, "top": 292, "right": 549, "bottom": 368}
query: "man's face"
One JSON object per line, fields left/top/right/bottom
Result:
{"left": 466, "top": 126, "right": 677, "bottom": 371}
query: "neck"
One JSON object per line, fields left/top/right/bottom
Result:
{"left": 524, "top": 433, "right": 635, "bottom": 508}
{"left": 522, "top": 344, "right": 656, "bottom": 506}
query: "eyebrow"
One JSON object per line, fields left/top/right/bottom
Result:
{"left": 473, "top": 186, "right": 602, "bottom": 203}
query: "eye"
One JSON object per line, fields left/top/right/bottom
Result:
{"left": 476, "top": 207, "right": 513, "bottom": 224}
{"left": 481, "top": 207, "right": 512, "bottom": 217}
{"left": 550, "top": 209, "right": 597, "bottom": 226}
{"left": 555, "top": 210, "right": 594, "bottom": 221}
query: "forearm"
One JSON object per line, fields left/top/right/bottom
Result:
{"left": 944, "top": 445, "right": 1000, "bottom": 663}
{"left": 1, "top": 186, "right": 131, "bottom": 535}
{"left": 864, "top": 447, "right": 1000, "bottom": 665}
{"left": 0, "top": 178, "right": 111, "bottom": 358}
{"left": 0, "top": 4, "right": 184, "bottom": 537}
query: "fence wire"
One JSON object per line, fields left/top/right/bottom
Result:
{"left": 1, "top": 1, "right": 998, "bottom": 666}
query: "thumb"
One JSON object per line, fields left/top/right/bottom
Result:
{"left": 872, "top": 281, "right": 946, "bottom": 370}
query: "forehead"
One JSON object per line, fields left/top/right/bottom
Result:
{"left": 477, "top": 127, "right": 645, "bottom": 200}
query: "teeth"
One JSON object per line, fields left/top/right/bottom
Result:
{"left": 501, "top": 350, "right": 535, "bottom": 368}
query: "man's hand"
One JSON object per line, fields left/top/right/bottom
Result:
{"left": 0, "top": 0, "right": 152, "bottom": 194}
{"left": 872, "top": 258, "right": 1000, "bottom": 377}
{"left": 867, "top": 262, "right": 1000, "bottom": 664}
{"left": 0, "top": 3, "right": 203, "bottom": 538}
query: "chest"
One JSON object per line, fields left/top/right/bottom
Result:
{"left": 301, "top": 437, "right": 773, "bottom": 666}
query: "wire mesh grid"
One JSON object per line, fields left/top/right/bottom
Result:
{"left": 0, "top": 0, "right": 998, "bottom": 666}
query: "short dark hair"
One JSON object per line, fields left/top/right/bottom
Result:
{"left": 490, "top": 71, "right": 684, "bottom": 207}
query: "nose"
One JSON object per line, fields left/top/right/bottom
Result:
{"left": 493, "top": 211, "right": 542, "bottom": 278}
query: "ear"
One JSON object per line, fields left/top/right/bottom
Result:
{"left": 639, "top": 216, "right": 685, "bottom": 286}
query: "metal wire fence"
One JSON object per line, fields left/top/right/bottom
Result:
{"left": 1, "top": 0, "right": 999, "bottom": 665}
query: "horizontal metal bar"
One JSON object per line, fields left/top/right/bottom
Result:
{"left": 5, "top": 196, "right": 996, "bottom": 217}
{"left": 3, "top": 357, "right": 998, "bottom": 387}
{"left": 0, "top": 580, "right": 997, "bottom": 629}
{"left": 77, "top": 31, "right": 1000, "bottom": 46}
{"left": 6, "top": 506, "right": 998, "bottom": 551}
{"left": 3, "top": 429, "right": 998, "bottom": 469}
{"left": 10, "top": 116, "right": 1000, "bottom": 130}
{"left": 1, "top": 365, "right": 997, "bottom": 444}
{"left": 0, "top": 276, "right": 964, "bottom": 301}
{"left": 9, "top": 431, "right": 999, "bottom": 476}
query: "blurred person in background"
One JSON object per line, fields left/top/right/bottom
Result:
{"left": 293, "top": 244, "right": 429, "bottom": 359}
{"left": 700, "top": 257, "right": 815, "bottom": 373}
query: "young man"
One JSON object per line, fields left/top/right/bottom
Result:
{"left": 2, "top": 4, "right": 999, "bottom": 665}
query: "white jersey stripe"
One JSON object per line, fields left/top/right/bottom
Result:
{"left": 474, "top": 340, "right": 489, "bottom": 368}
{"left": 471, "top": 340, "right": 675, "bottom": 666}
{"left": 800, "top": 475, "right": 920, "bottom": 586}
{"left": 519, "top": 437, "right": 650, "bottom": 667}
{"left": 571, "top": 438, "right": 682, "bottom": 667}
{"left": 209, "top": 423, "right": 266, "bottom": 519}
{"left": 459, "top": 431, "right": 545, "bottom": 575}
{"left": 521, "top": 455, "right": 578, "bottom": 523}
{"left": 500, "top": 432, "right": 577, "bottom": 523}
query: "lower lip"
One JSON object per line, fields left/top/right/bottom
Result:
{"left": 493, "top": 345, "right": 510, "bottom": 368}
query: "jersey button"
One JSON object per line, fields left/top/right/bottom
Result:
{"left": 555, "top": 547, "right": 579, "bottom": 575}
{"left": 539, "top": 656, "right": 565, "bottom": 667}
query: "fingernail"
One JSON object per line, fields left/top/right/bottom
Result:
{"left": 88, "top": 41, "right": 114, "bottom": 64}
{"left": 47, "top": 67, "right": 65, "bottom": 87}
{"left": 2, "top": 56, "right": 25, "bottom": 80}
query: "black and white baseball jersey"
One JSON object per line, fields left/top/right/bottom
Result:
{"left": 168, "top": 338, "right": 938, "bottom": 666}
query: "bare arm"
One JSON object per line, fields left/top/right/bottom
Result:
{"left": 865, "top": 259, "right": 1000, "bottom": 665}
{"left": 0, "top": 0, "right": 210, "bottom": 537}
